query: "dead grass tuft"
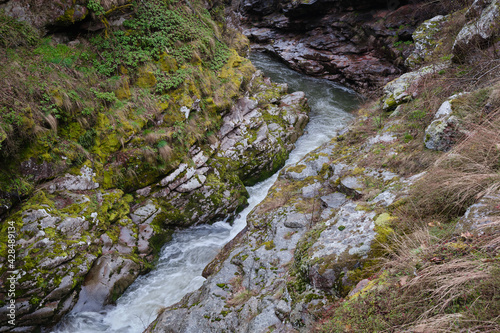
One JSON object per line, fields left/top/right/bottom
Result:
{"left": 409, "top": 114, "right": 500, "bottom": 217}
{"left": 158, "top": 144, "right": 173, "bottom": 162}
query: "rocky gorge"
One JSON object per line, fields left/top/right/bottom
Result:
{"left": 1, "top": 0, "right": 500, "bottom": 332}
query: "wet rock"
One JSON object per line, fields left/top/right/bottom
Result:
{"left": 72, "top": 254, "right": 141, "bottom": 312}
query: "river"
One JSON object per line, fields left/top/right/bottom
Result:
{"left": 52, "top": 52, "right": 358, "bottom": 333}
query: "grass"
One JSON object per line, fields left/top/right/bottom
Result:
{"left": 0, "top": 0, "right": 256, "bottom": 197}
{"left": 408, "top": 112, "right": 500, "bottom": 219}
{"left": 314, "top": 4, "right": 500, "bottom": 330}
{"left": 316, "top": 222, "right": 500, "bottom": 333}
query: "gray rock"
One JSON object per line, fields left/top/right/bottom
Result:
{"left": 48, "top": 165, "right": 99, "bottom": 192}
{"left": 320, "top": 192, "right": 347, "bottom": 209}
{"left": 457, "top": 193, "right": 500, "bottom": 232}
{"left": 453, "top": 0, "right": 500, "bottom": 60}
{"left": 339, "top": 176, "right": 363, "bottom": 198}
{"left": 72, "top": 254, "right": 140, "bottom": 312}
{"left": 283, "top": 154, "right": 330, "bottom": 180}
{"left": 405, "top": 15, "right": 449, "bottom": 69}
{"left": 371, "top": 191, "right": 396, "bottom": 207}
{"left": 301, "top": 182, "right": 322, "bottom": 198}
{"left": 57, "top": 217, "right": 89, "bottom": 237}
{"left": 130, "top": 202, "right": 159, "bottom": 225}
{"left": 311, "top": 202, "right": 377, "bottom": 260}
{"left": 284, "top": 211, "right": 309, "bottom": 229}
{"left": 425, "top": 94, "right": 468, "bottom": 151}
{"left": 381, "top": 63, "right": 449, "bottom": 111}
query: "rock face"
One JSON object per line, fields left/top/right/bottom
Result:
{"left": 0, "top": 25, "right": 309, "bottom": 333}
{"left": 133, "top": 70, "right": 310, "bottom": 230}
{"left": 145, "top": 139, "right": 410, "bottom": 333}
{"left": 236, "top": 0, "right": 450, "bottom": 92}
{"left": 0, "top": 70, "right": 309, "bottom": 331}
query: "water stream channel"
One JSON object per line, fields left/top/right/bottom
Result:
{"left": 53, "top": 52, "right": 358, "bottom": 333}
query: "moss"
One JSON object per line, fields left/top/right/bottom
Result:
{"left": 286, "top": 164, "right": 307, "bottom": 174}
{"left": 263, "top": 240, "right": 275, "bottom": 250}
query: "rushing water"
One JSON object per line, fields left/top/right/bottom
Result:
{"left": 52, "top": 52, "right": 358, "bottom": 333}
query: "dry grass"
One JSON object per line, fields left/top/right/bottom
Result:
{"left": 145, "top": 131, "right": 166, "bottom": 145}
{"left": 409, "top": 113, "right": 500, "bottom": 218}
{"left": 158, "top": 144, "right": 173, "bottom": 162}
{"left": 142, "top": 147, "right": 157, "bottom": 164}
{"left": 317, "top": 219, "right": 500, "bottom": 333}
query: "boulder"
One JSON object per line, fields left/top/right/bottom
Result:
{"left": 381, "top": 62, "right": 449, "bottom": 111}
{"left": 72, "top": 254, "right": 141, "bottom": 312}
{"left": 424, "top": 94, "right": 468, "bottom": 151}
{"left": 405, "top": 15, "right": 449, "bottom": 69}
{"left": 453, "top": 0, "right": 500, "bottom": 61}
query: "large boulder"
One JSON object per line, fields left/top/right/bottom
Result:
{"left": 381, "top": 62, "right": 449, "bottom": 111}
{"left": 405, "top": 15, "right": 450, "bottom": 69}
{"left": 453, "top": 0, "right": 500, "bottom": 61}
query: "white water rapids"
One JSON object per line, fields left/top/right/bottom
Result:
{"left": 52, "top": 52, "right": 358, "bottom": 333}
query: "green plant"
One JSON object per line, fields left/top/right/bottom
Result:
{"left": 89, "top": 0, "right": 230, "bottom": 76}
{"left": 86, "top": 0, "right": 105, "bottom": 16}
{"left": 78, "top": 129, "right": 96, "bottom": 149}
{"left": 0, "top": 10, "right": 39, "bottom": 47}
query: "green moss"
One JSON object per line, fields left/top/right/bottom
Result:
{"left": 286, "top": 164, "right": 307, "bottom": 174}
{"left": 263, "top": 240, "right": 275, "bottom": 250}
